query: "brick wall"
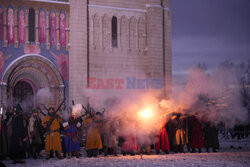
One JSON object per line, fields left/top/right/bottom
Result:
{"left": 69, "top": 0, "right": 172, "bottom": 104}
{"left": 69, "top": 0, "right": 88, "bottom": 104}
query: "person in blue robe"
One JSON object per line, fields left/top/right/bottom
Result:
{"left": 63, "top": 116, "right": 81, "bottom": 158}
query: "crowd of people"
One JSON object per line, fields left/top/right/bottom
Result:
{"left": 0, "top": 103, "right": 219, "bottom": 164}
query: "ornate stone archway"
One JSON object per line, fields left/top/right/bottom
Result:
{"left": 0, "top": 54, "right": 65, "bottom": 109}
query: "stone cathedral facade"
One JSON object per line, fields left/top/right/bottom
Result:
{"left": 0, "top": 0, "right": 172, "bottom": 110}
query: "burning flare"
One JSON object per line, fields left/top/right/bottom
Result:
{"left": 137, "top": 108, "right": 152, "bottom": 120}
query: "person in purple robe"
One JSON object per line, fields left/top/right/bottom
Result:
{"left": 60, "top": 12, "right": 66, "bottom": 46}
{"left": 62, "top": 115, "right": 81, "bottom": 158}
{"left": 39, "top": 10, "right": 46, "bottom": 43}
{"left": 50, "top": 12, "right": 56, "bottom": 45}
{"left": 18, "top": 9, "right": 25, "bottom": 44}
{"left": 8, "top": 8, "right": 14, "bottom": 44}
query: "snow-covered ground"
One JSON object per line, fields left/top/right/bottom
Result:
{"left": 2, "top": 136, "right": 250, "bottom": 167}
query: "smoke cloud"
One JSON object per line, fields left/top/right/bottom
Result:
{"left": 80, "top": 64, "right": 248, "bottom": 145}
{"left": 36, "top": 87, "right": 52, "bottom": 106}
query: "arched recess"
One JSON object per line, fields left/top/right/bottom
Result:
{"left": 1, "top": 54, "right": 65, "bottom": 111}
{"left": 129, "top": 17, "right": 137, "bottom": 52}
{"left": 102, "top": 14, "right": 110, "bottom": 50}
{"left": 93, "top": 13, "right": 100, "bottom": 49}
{"left": 138, "top": 17, "right": 146, "bottom": 55}
{"left": 120, "top": 16, "right": 128, "bottom": 51}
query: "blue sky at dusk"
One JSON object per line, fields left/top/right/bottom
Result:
{"left": 171, "top": 0, "right": 250, "bottom": 78}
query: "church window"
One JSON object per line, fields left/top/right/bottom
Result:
{"left": 28, "top": 8, "right": 35, "bottom": 42}
{"left": 112, "top": 16, "right": 117, "bottom": 48}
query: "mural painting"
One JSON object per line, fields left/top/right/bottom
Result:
{"left": 50, "top": 11, "right": 56, "bottom": 45}
{"left": 0, "top": 7, "right": 3, "bottom": 40}
{"left": 0, "top": 51, "right": 11, "bottom": 82}
{"left": 7, "top": 7, "right": 14, "bottom": 44}
{"left": 18, "top": 8, "right": 25, "bottom": 44}
{"left": 50, "top": 51, "right": 68, "bottom": 80}
{"left": 59, "top": 11, "right": 66, "bottom": 46}
{"left": 39, "top": 10, "right": 46, "bottom": 43}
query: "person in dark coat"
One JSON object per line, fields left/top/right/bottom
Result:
{"left": 183, "top": 114, "right": 191, "bottom": 152}
{"left": 204, "top": 121, "right": 219, "bottom": 152}
{"left": 172, "top": 113, "right": 185, "bottom": 153}
{"left": 10, "top": 104, "right": 28, "bottom": 164}
{"left": 189, "top": 114, "right": 204, "bottom": 153}
{"left": 166, "top": 117, "right": 176, "bottom": 152}
{"left": 0, "top": 104, "right": 8, "bottom": 160}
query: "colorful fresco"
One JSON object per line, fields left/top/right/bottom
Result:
{"left": 0, "top": 5, "right": 69, "bottom": 108}
{"left": 24, "top": 45, "right": 41, "bottom": 54}
{"left": 39, "top": 9, "right": 46, "bottom": 43}
{"left": 50, "top": 10, "right": 56, "bottom": 45}
{"left": 0, "top": 7, "right": 3, "bottom": 40}
{"left": 50, "top": 51, "right": 68, "bottom": 80}
{"left": 0, "top": 44, "right": 69, "bottom": 107}
{"left": 59, "top": 11, "right": 66, "bottom": 46}
{"left": 7, "top": 7, "right": 14, "bottom": 44}
{"left": 18, "top": 8, "right": 25, "bottom": 44}
{"left": 0, "top": 51, "right": 11, "bottom": 82}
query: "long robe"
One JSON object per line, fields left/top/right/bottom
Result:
{"left": 189, "top": 116, "right": 204, "bottom": 149}
{"left": 155, "top": 127, "right": 170, "bottom": 151}
{"left": 84, "top": 117, "right": 102, "bottom": 150}
{"left": 64, "top": 124, "right": 80, "bottom": 153}
{"left": 121, "top": 135, "right": 137, "bottom": 152}
{"left": 204, "top": 122, "right": 219, "bottom": 149}
{"left": 0, "top": 117, "right": 8, "bottom": 158}
{"left": 42, "top": 115, "right": 62, "bottom": 152}
{"left": 103, "top": 121, "right": 117, "bottom": 148}
{"left": 28, "top": 116, "right": 42, "bottom": 145}
{"left": 10, "top": 114, "right": 27, "bottom": 159}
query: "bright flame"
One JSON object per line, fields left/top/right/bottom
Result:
{"left": 137, "top": 108, "right": 152, "bottom": 120}
{"left": 72, "top": 104, "right": 83, "bottom": 117}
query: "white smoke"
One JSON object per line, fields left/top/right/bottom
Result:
{"left": 177, "top": 66, "right": 248, "bottom": 127}
{"left": 72, "top": 103, "right": 83, "bottom": 116}
{"left": 80, "top": 63, "right": 248, "bottom": 145}
{"left": 36, "top": 87, "right": 52, "bottom": 106}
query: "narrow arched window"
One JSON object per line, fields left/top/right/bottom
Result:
{"left": 28, "top": 8, "right": 35, "bottom": 42}
{"left": 112, "top": 16, "right": 117, "bottom": 48}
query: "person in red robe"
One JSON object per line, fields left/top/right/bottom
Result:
{"left": 189, "top": 113, "right": 204, "bottom": 153}
{"left": 155, "top": 117, "right": 170, "bottom": 154}
{"left": 155, "top": 123, "right": 170, "bottom": 154}
{"left": 119, "top": 119, "right": 137, "bottom": 156}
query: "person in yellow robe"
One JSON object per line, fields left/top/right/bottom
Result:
{"left": 83, "top": 112, "right": 103, "bottom": 157}
{"left": 42, "top": 107, "right": 62, "bottom": 159}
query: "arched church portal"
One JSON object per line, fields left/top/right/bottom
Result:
{"left": 0, "top": 55, "right": 65, "bottom": 112}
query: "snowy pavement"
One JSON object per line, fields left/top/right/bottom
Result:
{"left": 2, "top": 151, "right": 250, "bottom": 167}
{"left": 2, "top": 136, "right": 250, "bottom": 167}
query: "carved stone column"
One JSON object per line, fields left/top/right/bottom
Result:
{"left": 56, "top": 12, "right": 60, "bottom": 50}
{"left": 35, "top": 9, "right": 40, "bottom": 47}
{"left": 14, "top": 9, "right": 18, "bottom": 48}
{"left": 128, "top": 19, "right": 131, "bottom": 52}
{"left": 109, "top": 17, "right": 112, "bottom": 51}
{"left": 0, "top": 82, "right": 8, "bottom": 107}
{"left": 25, "top": 9, "right": 29, "bottom": 46}
{"left": 117, "top": 17, "right": 121, "bottom": 50}
{"left": 66, "top": 12, "right": 70, "bottom": 50}
{"left": 46, "top": 10, "right": 50, "bottom": 49}
{"left": 59, "top": 85, "right": 65, "bottom": 103}
{"left": 136, "top": 20, "right": 139, "bottom": 53}
{"left": 3, "top": 7, "right": 8, "bottom": 47}
{"left": 91, "top": 15, "right": 95, "bottom": 49}
{"left": 101, "top": 16, "right": 104, "bottom": 50}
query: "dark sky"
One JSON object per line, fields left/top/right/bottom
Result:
{"left": 170, "top": 0, "right": 250, "bottom": 77}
